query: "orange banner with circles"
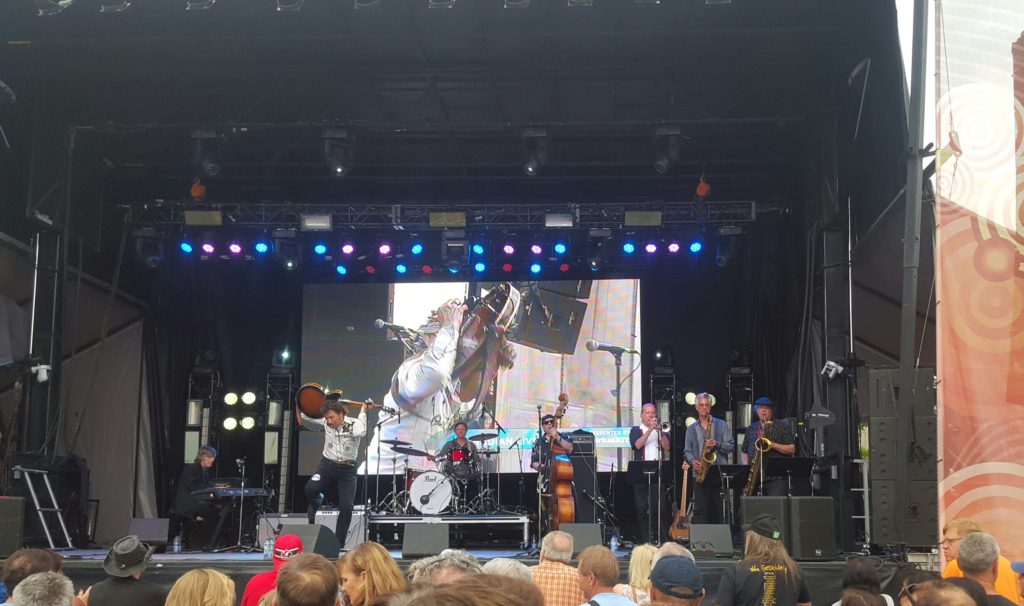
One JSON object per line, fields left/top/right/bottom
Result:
{"left": 936, "top": 27, "right": 1024, "bottom": 562}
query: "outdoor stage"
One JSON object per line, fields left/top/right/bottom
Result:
{"left": 54, "top": 548, "right": 857, "bottom": 606}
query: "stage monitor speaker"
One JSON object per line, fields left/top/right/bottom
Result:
{"left": 0, "top": 497, "right": 25, "bottom": 557}
{"left": 741, "top": 496, "right": 791, "bottom": 552}
{"left": 560, "top": 523, "right": 603, "bottom": 555}
{"left": 689, "top": 524, "right": 733, "bottom": 558}
{"left": 287, "top": 523, "right": 342, "bottom": 559}
{"left": 402, "top": 524, "right": 449, "bottom": 558}
{"left": 258, "top": 510, "right": 365, "bottom": 551}
{"left": 128, "top": 518, "right": 170, "bottom": 547}
{"left": 789, "top": 497, "right": 835, "bottom": 560}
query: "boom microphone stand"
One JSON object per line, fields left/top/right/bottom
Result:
{"left": 214, "top": 458, "right": 259, "bottom": 553}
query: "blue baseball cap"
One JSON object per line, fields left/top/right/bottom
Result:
{"left": 649, "top": 556, "right": 703, "bottom": 600}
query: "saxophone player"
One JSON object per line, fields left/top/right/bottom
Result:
{"left": 683, "top": 392, "right": 735, "bottom": 524}
{"left": 742, "top": 397, "right": 796, "bottom": 496}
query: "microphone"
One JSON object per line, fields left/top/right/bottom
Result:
{"left": 585, "top": 339, "right": 638, "bottom": 355}
{"left": 374, "top": 319, "right": 413, "bottom": 332}
{"left": 235, "top": 457, "right": 246, "bottom": 466}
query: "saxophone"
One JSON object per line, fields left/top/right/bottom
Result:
{"left": 743, "top": 420, "right": 774, "bottom": 496}
{"left": 694, "top": 427, "right": 718, "bottom": 485}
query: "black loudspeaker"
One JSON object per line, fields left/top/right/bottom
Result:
{"left": 741, "top": 497, "right": 791, "bottom": 551}
{"left": 560, "top": 523, "right": 603, "bottom": 555}
{"left": 689, "top": 524, "right": 734, "bottom": 557}
{"left": 288, "top": 523, "right": 342, "bottom": 559}
{"left": 570, "top": 456, "right": 597, "bottom": 523}
{"left": 402, "top": 524, "right": 449, "bottom": 558}
{"left": 508, "top": 288, "right": 588, "bottom": 355}
{"left": 128, "top": 518, "right": 170, "bottom": 547}
{"left": 789, "top": 497, "right": 836, "bottom": 560}
{"left": 0, "top": 497, "right": 25, "bottom": 557}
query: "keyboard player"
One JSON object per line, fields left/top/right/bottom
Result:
{"left": 174, "top": 445, "right": 229, "bottom": 549}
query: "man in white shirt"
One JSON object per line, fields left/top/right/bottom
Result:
{"left": 629, "top": 403, "right": 670, "bottom": 543}
{"left": 297, "top": 394, "right": 367, "bottom": 545}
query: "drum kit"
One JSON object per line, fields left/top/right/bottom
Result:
{"left": 379, "top": 433, "right": 500, "bottom": 515}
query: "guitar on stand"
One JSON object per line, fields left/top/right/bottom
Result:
{"left": 668, "top": 461, "right": 691, "bottom": 542}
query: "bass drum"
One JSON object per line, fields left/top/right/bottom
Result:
{"left": 408, "top": 470, "right": 454, "bottom": 515}
{"left": 296, "top": 382, "right": 326, "bottom": 418}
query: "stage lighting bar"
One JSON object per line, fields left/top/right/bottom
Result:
{"left": 184, "top": 210, "right": 223, "bottom": 226}
{"left": 300, "top": 214, "right": 333, "bottom": 231}
{"left": 544, "top": 213, "right": 574, "bottom": 228}
{"left": 624, "top": 211, "right": 663, "bottom": 227}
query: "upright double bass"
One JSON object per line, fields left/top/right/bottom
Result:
{"left": 545, "top": 394, "right": 575, "bottom": 530}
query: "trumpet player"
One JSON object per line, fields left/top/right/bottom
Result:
{"left": 683, "top": 392, "right": 735, "bottom": 524}
{"left": 630, "top": 403, "right": 671, "bottom": 543}
{"left": 742, "top": 397, "right": 796, "bottom": 497}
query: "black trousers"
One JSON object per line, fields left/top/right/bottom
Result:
{"left": 632, "top": 480, "right": 668, "bottom": 544}
{"left": 305, "top": 457, "right": 358, "bottom": 545}
{"left": 692, "top": 466, "right": 723, "bottom": 525}
{"left": 763, "top": 477, "right": 788, "bottom": 497}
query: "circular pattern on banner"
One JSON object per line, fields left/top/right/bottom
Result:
{"left": 936, "top": 156, "right": 976, "bottom": 210}
{"left": 1015, "top": 94, "right": 1024, "bottom": 159}
{"left": 937, "top": 83, "right": 1017, "bottom": 175}
{"left": 972, "top": 236, "right": 1020, "bottom": 282}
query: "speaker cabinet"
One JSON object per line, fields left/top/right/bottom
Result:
{"left": 286, "top": 524, "right": 342, "bottom": 559}
{"left": 688, "top": 524, "right": 734, "bottom": 557}
{"left": 402, "top": 524, "right": 449, "bottom": 558}
{"left": 128, "top": 518, "right": 170, "bottom": 547}
{"left": 258, "top": 510, "right": 365, "bottom": 551}
{"left": 789, "top": 497, "right": 835, "bottom": 560}
{"left": 559, "top": 523, "right": 603, "bottom": 555}
{"left": 0, "top": 497, "right": 25, "bottom": 557}
{"left": 741, "top": 496, "right": 791, "bottom": 551}
{"left": 570, "top": 456, "right": 597, "bottom": 523}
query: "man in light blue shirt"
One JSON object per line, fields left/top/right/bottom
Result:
{"left": 683, "top": 392, "right": 735, "bottom": 524}
{"left": 578, "top": 545, "right": 637, "bottom": 606}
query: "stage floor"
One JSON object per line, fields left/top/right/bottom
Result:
{"left": 52, "top": 548, "right": 850, "bottom": 605}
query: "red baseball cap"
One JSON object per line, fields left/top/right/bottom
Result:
{"left": 273, "top": 534, "right": 304, "bottom": 569}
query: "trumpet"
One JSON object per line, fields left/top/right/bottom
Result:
{"left": 660, "top": 421, "right": 672, "bottom": 433}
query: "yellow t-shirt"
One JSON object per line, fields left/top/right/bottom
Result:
{"left": 943, "top": 556, "right": 1022, "bottom": 604}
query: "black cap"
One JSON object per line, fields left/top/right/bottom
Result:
{"left": 541, "top": 414, "right": 556, "bottom": 424}
{"left": 743, "top": 513, "right": 783, "bottom": 541}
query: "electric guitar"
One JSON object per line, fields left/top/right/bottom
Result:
{"left": 668, "top": 461, "right": 691, "bottom": 541}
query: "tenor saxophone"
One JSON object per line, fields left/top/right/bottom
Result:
{"left": 743, "top": 420, "right": 774, "bottom": 496}
{"left": 694, "top": 432, "right": 717, "bottom": 484}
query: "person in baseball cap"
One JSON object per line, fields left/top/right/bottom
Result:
{"left": 240, "top": 534, "right": 304, "bottom": 606}
{"left": 743, "top": 513, "right": 784, "bottom": 541}
{"left": 649, "top": 556, "right": 704, "bottom": 605}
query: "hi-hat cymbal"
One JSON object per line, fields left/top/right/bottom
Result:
{"left": 381, "top": 439, "right": 411, "bottom": 447}
{"left": 469, "top": 433, "right": 498, "bottom": 442}
{"left": 391, "top": 445, "right": 429, "bottom": 457}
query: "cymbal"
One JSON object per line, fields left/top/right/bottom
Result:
{"left": 381, "top": 439, "right": 411, "bottom": 447}
{"left": 469, "top": 433, "right": 498, "bottom": 442}
{"left": 478, "top": 449, "right": 500, "bottom": 456}
{"left": 390, "top": 445, "right": 429, "bottom": 458}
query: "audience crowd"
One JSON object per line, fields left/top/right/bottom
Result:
{"left": 1, "top": 514, "right": 1021, "bottom": 606}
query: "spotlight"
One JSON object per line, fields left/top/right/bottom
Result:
{"left": 254, "top": 240, "right": 270, "bottom": 254}
{"left": 502, "top": 263, "right": 514, "bottom": 273}
{"left": 690, "top": 241, "right": 703, "bottom": 253}
{"left": 645, "top": 242, "right": 658, "bottom": 254}
{"left": 821, "top": 361, "right": 845, "bottom": 381}
{"left": 522, "top": 128, "right": 548, "bottom": 176}
{"left": 191, "top": 130, "right": 222, "bottom": 177}
{"left": 396, "top": 263, "right": 408, "bottom": 274}
{"left": 622, "top": 242, "right": 636, "bottom": 254}
{"left": 222, "top": 417, "right": 238, "bottom": 431}
{"left": 365, "top": 265, "right": 377, "bottom": 274}
{"left": 447, "top": 264, "right": 460, "bottom": 275}
{"left": 267, "top": 400, "right": 284, "bottom": 428}
{"left": 410, "top": 243, "right": 424, "bottom": 255}
{"left": 502, "top": 244, "right": 515, "bottom": 255}
{"left": 667, "top": 242, "right": 681, "bottom": 254}
{"left": 716, "top": 236, "right": 737, "bottom": 267}
{"left": 132, "top": 228, "right": 164, "bottom": 269}
{"left": 201, "top": 242, "right": 216, "bottom": 255}
{"left": 322, "top": 129, "right": 352, "bottom": 176}
{"left": 443, "top": 239, "right": 467, "bottom": 272}
{"left": 276, "top": 0, "right": 302, "bottom": 10}
{"left": 335, "top": 264, "right": 348, "bottom": 276}
{"left": 341, "top": 243, "right": 355, "bottom": 255}
{"left": 530, "top": 263, "right": 542, "bottom": 274}
{"left": 685, "top": 392, "right": 697, "bottom": 405}
{"left": 471, "top": 243, "right": 485, "bottom": 255}
{"left": 530, "top": 244, "right": 543, "bottom": 255}
{"left": 313, "top": 243, "right": 328, "bottom": 256}
{"left": 228, "top": 241, "right": 243, "bottom": 256}
{"left": 240, "top": 416, "right": 256, "bottom": 430}
{"left": 684, "top": 416, "right": 697, "bottom": 428}
{"left": 653, "top": 126, "right": 682, "bottom": 175}
{"left": 587, "top": 239, "right": 607, "bottom": 271}
{"left": 35, "top": 0, "right": 76, "bottom": 15}
{"left": 422, "top": 265, "right": 434, "bottom": 274}
{"left": 474, "top": 262, "right": 486, "bottom": 273}
{"left": 99, "top": 0, "right": 131, "bottom": 12}
{"left": 559, "top": 263, "right": 571, "bottom": 272}
{"left": 378, "top": 243, "right": 392, "bottom": 256}
{"left": 241, "top": 391, "right": 257, "bottom": 405}
{"left": 179, "top": 241, "right": 194, "bottom": 254}
{"left": 652, "top": 346, "right": 675, "bottom": 368}
{"left": 224, "top": 392, "right": 239, "bottom": 406}
{"left": 553, "top": 242, "right": 568, "bottom": 255}
{"left": 273, "top": 229, "right": 300, "bottom": 271}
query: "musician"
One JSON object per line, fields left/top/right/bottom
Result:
{"left": 683, "top": 393, "right": 735, "bottom": 524}
{"left": 629, "top": 403, "right": 671, "bottom": 543}
{"left": 530, "top": 414, "right": 574, "bottom": 472}
{"left": 174, "top": 445, "right": 228, "bottom": 549}
{"left": 428, "top": 421, "right": 480, "bottom": 509}
{"left": 297, "top": 394, "right": 367, "bottom": 544}
{"left": 742, "top": 397, "right": 796, "bottom": 497}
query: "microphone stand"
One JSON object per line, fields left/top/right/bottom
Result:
{"left": 481, "top": 405, "right": 504, "bottom": 513}
{"left": 535, "top": 405, "right": 545, "bottom": 542}
{"left": 509, "top": 435, "right": 524, "bottom": 516}
{"left": 214, "top": 459, "right": 258, "bottom": 553}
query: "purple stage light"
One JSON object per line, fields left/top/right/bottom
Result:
{"left": 667, "top": 242, "right": 681, "bottom": 253}
{"left": 645, "top": 243, "right": 658, "bottom": 254}
{"left": 530, "top": 244, "right": 543, "bottom": 255}
{"left": 378, "top": 243, "right": 391, "bottom": 255}
{"left": 228, "top": 242, "right": 243, "bottom": 255}
{"left": 201, "top": 243, "right": 215, "bottom": 254}
{"left": 341, "top": 243, "right": 355, "bottom": 255}
{"left": 502, "top": 244, "right": 516, "bottom": 255}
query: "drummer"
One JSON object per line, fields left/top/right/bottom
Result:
{"left": 427, "top": 421, "right": 480, "bottom": 510}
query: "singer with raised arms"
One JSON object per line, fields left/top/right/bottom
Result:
{"left": 296, "top": 390, "right": 367, "bottom": 544}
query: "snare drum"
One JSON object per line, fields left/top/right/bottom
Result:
{"left": 408, "top": 470, "right": 454, "bottom": 514}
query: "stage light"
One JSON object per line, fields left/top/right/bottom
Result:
{"left": 716, "top": 236, "right": 737, "bottom": 267}
{"left": 240, "top": 416, "right": 256, "bottom": 430}
{"left": 410, "top": 243, "right": 424, "bottom": 255}
{"left": 553, "top": 242, "right": 568, "bottom": 255}
{"left": 191, "top": 130, "right": 222, "bottom": 176}
{"left": 267, "top": 400, "right": 284, "bottom": 428}
{"left": 474, "top": 262, "right": 486, "bottom": 273}
{"left": 274, "top": 230, "right": 300, "bottom": 270}
{"left": 530, "top": 244, "right": 543, "bottom": 255}
{"left": 241, "top": 391, "right": 257, "bottom": 405}
{"left": 530, "top": 263, "right": 542, "bottom": 274}
{"left": 502, "top": 244, "right": 515, "bottom": 255}
{"left": 323, "top": 129, "right": 352, "bottom": 176}
{"left": 522, "top": 128, "right": 548, "bottom": 176}
{"left": 652, "top": 346, "right": 674, "bottom": 367}
{"left": 448, "top": 265, "right": 460, "bottom": 275}
{"left": 335, "top": 264, "right": 348, "bottom": 276}
{"left": 133, "top": 229, "right": 164, "bottom": 269}
{"left": 653, "top": 126, "right": 682, "bottom": 175}
{"left": 422, "top": 265, "right": 434, "bottom": 274}
{"left": 645, "top": 242, "right": 658, "bottom": 254}
{"left": 684, "top": 416, "right": 697, "bottom": 428}
{"left": 201, "top": 242, "right": 216, "bottom": 255}
{"left": 222, "top": 417, "right": 238, "bottom": 431}
{"left": 690, "top": 241, "right": 703, "bottom": 253}
{"left": 396, "top": 263, "right": 408, "bottom": 274}
{"left": 228, "top": 242, "right": 243, "bottom": 255}
{"left": 186, "top": 399, "right": 203, "bottom": 427}
{"left": 366, "top": 265, "right": 377, "bottom": 274}
{"left": 313, "top": 243, "right": 328, "bottom": 256}
{"left": 622, "top": 242, "right": 636, "bottom": 254}
{"left": 341, "top": 243, "right": 355, "bottom": 255}
{"left": 300, "top": 214, "right": 332, "bottom": 231}
{"left": 254, "top": 241, "right": 270, "bottom": 254}
{"left": 559, "top": 263, "right": 571, "bottom": 272}
{"left": 471, "top": 243, "right": 485, "bottom": 255}
{"left": 587, "top": 238, "right": 607, "bottom": 271}
{"left": 667, "top": 242, "right": 681, "bottom": 253}
{"left": 179, "top": 241, "right": 194, "bottom": 254}
{"left": 502, "top": 263, "right": 514, "bottom": 273}
{"left": 685, "top": 392, "right": 697, "bottom": 405}
{"left": 224, "top": 392, "right": 239, "bottom": 406}
{"left": 378, "top": 243, "right": 392, "bottom": 256}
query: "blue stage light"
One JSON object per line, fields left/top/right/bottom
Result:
{"left": 622, "top": 242, "right": 636, "bottom": 254}
{"left": 410, "top": 243, "right": 424, "bottom": 255}
{"left": 335, "top": 264, "right": 348, "bottom": 276}
{"left": 396, "top": 263, "right": 408, "bottom": 274}
{"left": 254, "top": 241, "right": 270, "bottom": 254}
{"left": 689, "top": 241, "right": 703, "bottom": 253}
{"left": 553, "top": 242, "right": 568, "bottom": 255}
{"left": 472, "top": 243, "right": 485, "bottom": 255}
{"left": 530, "top": 263, "right": 542, "bottom": 274}
{"left": 179, "top": 241, "right": 194, "bottom": 254}
{"left": 474, "top": 262, "right": 486, "bottom": 273}
{"left": 313, "top": 243, "right": 328, "bottom": 255}
{"left": 448, "top": 265, "right": 460, "bottom": 275}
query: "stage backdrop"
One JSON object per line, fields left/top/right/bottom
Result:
{"left": 935, "top": 4, "right": 1024, "bottom": 561}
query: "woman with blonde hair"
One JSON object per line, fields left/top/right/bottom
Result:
{"left": 613, "top": 543, "right": 657, "bottom": 604}
{"left": 165, "top": 568, "right": 235, "bottom": 606}
{"left": 714, "top": 514, "right": 812, "bottom": 606}
{"left": 338, "top": 541, "right": 407, "bottom": 606}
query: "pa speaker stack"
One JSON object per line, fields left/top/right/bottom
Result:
{"left": 741, "top": 495, "right": 835, "bottom": 561}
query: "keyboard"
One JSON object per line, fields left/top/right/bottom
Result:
{"left": 190, "top": 487, "right": 270, "bottom": 499}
